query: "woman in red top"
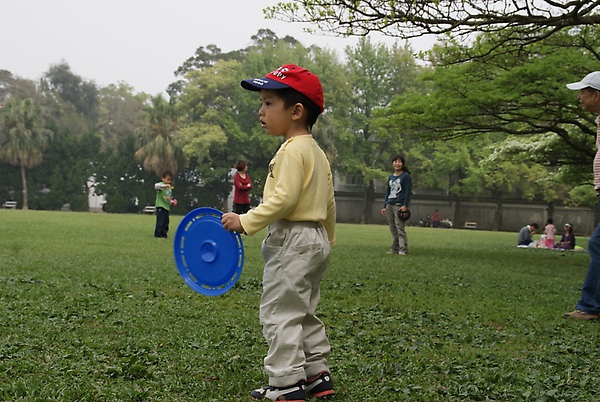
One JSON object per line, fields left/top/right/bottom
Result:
{"left": 233, "top": 160, "right": 252, "bottom": 214}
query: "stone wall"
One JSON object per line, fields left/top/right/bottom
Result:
{"left": 335, "top": 192, "right": 596, "bottom": 236}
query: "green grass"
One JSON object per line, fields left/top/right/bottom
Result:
{"left": 0, "top": 210, "right": 598, "bottom": 401}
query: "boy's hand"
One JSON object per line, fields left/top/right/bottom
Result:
{"left": 222, "top": 212, "right": 244, "bottom": 233}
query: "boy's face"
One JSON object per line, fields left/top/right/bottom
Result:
{"left": 258, "top": 90, "right": 293, "bottom": 136}
{"left": 162, "top": 175, "right": 172, "bottom": 185}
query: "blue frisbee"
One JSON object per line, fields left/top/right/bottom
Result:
{"left": 173, "top": 207, "right": 244, "bottom": 296}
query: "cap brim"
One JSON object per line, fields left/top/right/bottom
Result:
{"left": 241, "top": 78, "right": 290, "bottom": 91}
{"left": 566, "top": 82, "right": 587, "bottom": 90}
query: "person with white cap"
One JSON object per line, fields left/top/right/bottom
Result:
{"left": 564, "top": 71, "right": 600, "bottom": 320}
{"left": 556, "top": 223, "right": 576, "bottom": 250}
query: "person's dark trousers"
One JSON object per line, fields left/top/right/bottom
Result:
{"left": 233, "top": 203, "right": 251, "bottom": 214}
{"left": 154, "top": 207, "right": 170, "bottom": 238}
{"left": 575, "top": 198, "right": 600, "bottom": 313}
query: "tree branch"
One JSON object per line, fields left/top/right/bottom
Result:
{"left": 268, "top": 0, "right": 600, "bottom": 44}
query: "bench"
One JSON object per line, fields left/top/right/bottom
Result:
{"left": 143, "top": 206, "right": 156, "bottom": 215}
{"left": 464, "top": 221, "right": 477, "bottom": 229}
{"left": 3, "top": 201, "right": 17, "bottom": 209}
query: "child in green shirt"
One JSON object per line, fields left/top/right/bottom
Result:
{"left": 154, "top": 171, "right": 173, "bottom": 238}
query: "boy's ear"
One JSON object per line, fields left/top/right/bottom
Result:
{"left": 291, "top": 102, "right": 305, "bottom": 121}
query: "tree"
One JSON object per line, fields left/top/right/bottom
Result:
{"left": 333, "top": 37, "right": 425, "bottom": 223}
{"left": 176, "top": 59, "right": 242, "bottom": 209}
{"left": 41, "top": 61, "right": 99, "bottom": 125}
{"left": 464, "top": 157, "right": 541, "bottom": 231}
{"left": 403, "top": 137, "right": 478, "bottom": 225}
{"left": 173, "top": 33, "right": 344, "bottom": 211}
{"left": 0, "top": 70, "right": 40, "bottom": 103}
{"left": 382, "top": 28, "right": 600, "bottom": 198}
{"left": 484, "top": 134, "right": 585, "bottom": 207}
{"left": 134, "top": 95, "right": 185, "bottom": 177}
{"left": 168, "top": 44, "right": 242, "bottom": 99}
{"left": 96, "top": 83, "right": 147, "bottom": 150}
{"left": 0, "top": 98, "right": 53, "bottom": 209}
{"left": 97, "top": 134, "right": 156, "bottom": 213}
{"left": 267, "top": 0, "right": 600, "bottom": 59}
{"left": 168, "top": 30, "right": 302, "bottom": 99}
{"left": 28, "top": 130, "right": 102, "bottom": 211}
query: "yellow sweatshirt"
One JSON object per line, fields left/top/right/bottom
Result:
{"left": 239, "top": 135, "right": 336, "bottom": 245}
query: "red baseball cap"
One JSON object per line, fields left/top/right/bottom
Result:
{"left": 241, "top": 64, "right": 324, "bottom": 113}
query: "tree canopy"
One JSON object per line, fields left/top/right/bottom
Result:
{"left": 267, "top": 1, "right": 600, "bottom": 61}
{"left": 0, "top": 98, "right": 53, "bottom": 209}
{"left": 383, "top": 28, "right": 599, "bottom": 176}
{"left": 1, "top": 27, "right": 598, "bottom": 220}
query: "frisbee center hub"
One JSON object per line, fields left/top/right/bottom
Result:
{"left": 200, "top": 240, "right": 218, "bottom": 262}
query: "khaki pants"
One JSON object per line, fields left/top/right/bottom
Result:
{"left": 260, "top": 220, "right": 331, "bottom": 387}
{"left": 386, "top": 204, "right": 408, "bottom": 253}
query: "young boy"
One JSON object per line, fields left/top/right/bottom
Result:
{"left": 221, "top": 64, "right": 336, "bottom": 401}
{"left": 381, "top": 155, "right": 412, "bottom": 255}
{"left": 154, "top": 170, "right": 173, "bottom": 238}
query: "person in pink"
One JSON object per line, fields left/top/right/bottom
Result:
{"left": 544, "top": 218, "right": 556, "bottom": 249}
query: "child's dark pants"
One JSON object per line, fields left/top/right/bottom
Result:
{"left": 154, "top": 207, "right": 170, "bottom": 238}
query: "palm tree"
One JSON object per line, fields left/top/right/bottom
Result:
{"left": 134, "top": 95, "right": 184, "bottom": 177}
{"left": 0, "top": 98, "right": 53, "bottom": 209}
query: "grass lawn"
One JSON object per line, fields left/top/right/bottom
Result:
{"left": 0, "top": 210, "right": 598, "bottom": 401}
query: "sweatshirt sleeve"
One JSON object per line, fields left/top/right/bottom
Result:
{"left": 383, "top": 176, "right": 391, "bottom": 208}
{"left": 324, "top": 170, "right": 336, "bottom": 246}
{"left": 239, "top": 136, "right": 334, "bottom": 239}
{"left": 400, "top": 173, "right": 412, "bottom": 207}
{"left": 239, "top": 147, "right": 303, "bottom": 236}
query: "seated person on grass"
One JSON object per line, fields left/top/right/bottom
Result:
{"left": 518, "top": 223, "right": 539, "bottom": 247}
{"left": 556, "top": 223, "right": 576, "bottom": 250}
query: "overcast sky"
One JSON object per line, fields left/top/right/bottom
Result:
{"left": 3, "top": 0, "right": 435, "bottom": 96}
